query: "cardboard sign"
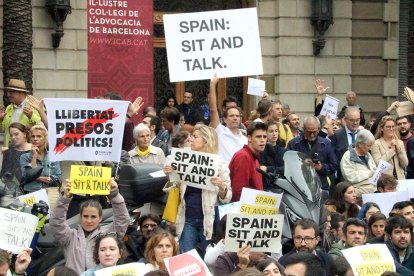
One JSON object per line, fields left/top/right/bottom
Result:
{"left": 342, "top": 244, "right": 395, "bottom": 275}
{"left": 369, "top": 160, "right": 391, "bottom": 185}
{"left": 397, "top": 179, "right": 414, "bottom": 198}
{"left": 320, "top": 95, "right": 340, "bottom": 119}
{"left": 165, "top": 249, "right": 212, "bottom": 276}
{"left": 0, "top": 208, "right": 39, "bottom": 253}
{"left": 70, "top": 165, "right": 112, "bottom": 195}
{"left": 362, "top": 191, "right": 409, "bottom": 218}
{"left": 44, "top": 98, "right": 129, "bottom": 162}
{"left": 168, "top": 148, "right": 219, "bottom": 191}
{"left": 94, "top": 263, "right": 151, "bottom": 276}
{"left": 247, "top": 78, "right": 266, "bottom": 96}
{"left": 396, "top": 101, "right": 414, "bottom": 117}
{"left": 18, "top": 189, "right": 50, "bottom": 218}
{"left": 239, "top": 188, "right": 282, "bottom": 215}
{"left": 163, "top": 8, "right": 263, "bottom": 82}
{"left": 225, "top": 214, "right": 283, "bottom": 253}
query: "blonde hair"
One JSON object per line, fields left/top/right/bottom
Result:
{"left": 193, "top": 125, "right": 218, "bottom": 154}
{"left": 374, "top": 116, "right": 399, "bottom": 139}
{"left": 30, "top": 124, "right": 48, "bottom": 137}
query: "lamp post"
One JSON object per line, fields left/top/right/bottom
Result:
{"left": 311, "top": 0, "right": 333, "bottom": 56}
{"left": 45, "top": 0, "right": 72, "bottom": 48}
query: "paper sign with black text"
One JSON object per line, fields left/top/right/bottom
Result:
{"left": 165, "top": 249, "right": 212, "bottom": 276}
{"left": 163, "top": 8, "right": 263, "bottom": 82}
{"left": 44, "top": 98, "right": 129, "bottom": 162}
{"left": 94, "top": 262, "right": 151, "bottom": 276}
{"left": 342, "top": 244, "right": 395, "bottom": 275}
{"left": 18, "top": 189, "right": 50, "bottom": 218}
{"left": 362, "top": 191, "right": 409, "bottom": 218}
{"left": 239, "top": 188, "right": 282, "bottom": 215}
{"left": 70, "top": 165, "right": 112, "bottom": 195}
{"left": 247, "top": 78, "right": 266, "bottom": 96}
{"left": 225, "top": 213, "right": 283, "bottom": 252}
{"left": 320, "top": 95, "right": 340, "bottom": 119}
{"left": 0, "top": 208, "right": 39, "bottom": 253}
{"left": 168, "top": 148, "right": 219, "bottom": 191}
{"left": 369, "top": 160, "right": 391, "bottom": 185}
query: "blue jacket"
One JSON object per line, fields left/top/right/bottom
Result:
{"left": 287, "top": 134, "right": 338, "bottom": 190}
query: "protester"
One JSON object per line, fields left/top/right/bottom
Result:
{"left": 329, "top": 218, "right": 367, "bottom": 259}
{"left": 50, "top": 179, "right": 129, "bottom": 274}
{"left": 256, "top": 258, "right": 284, "bottom": 276}
{"left": 176, "top": 91, "right": 203, "bottom": 126}
{"left": 141, "top": 115, "right": 169, "bottom": 156}
{"left": 159, "top": 107, "right": 181, "bottom": 151}
{"left": 322, "top": 212, "right": 346, "bottom": 252}
{"left": 367, "top": 212, "right": 386, "bottom": 242}
{"left": 171, "top": 131, "right": 192, "bottom": 149}
{"left": 164, "top": 95, "right": 178, "bottom": 108}
{"left": 283, "top": 252, "right": 325, "bottom": 276}
{"left": 47, "top": 265, "right": 78, "bottom": 276}
{"left": 396, "top": 116, "right": 413, "bottom": 150}
{"left": 163, "top": 125, "right": 232, "bottom": 256}
{"left": 338, "top": 91, "right": 366, "bottom": 126}
{"left": 81, "top": 233, "right": 126, "bottom": 275}
{"left": 340, "top": 129, "right": 376, "bottom": 196}
{"left": 270, "top": 100, "right": 293, "bottom": 146}
{"left": 376, "top": 174, "right": 398, "bottom": 192}
{"left": 286, "top": 113, "right": 302, "bottom": 138}
{"left": 19, "top": 124, "right": 61, "bottom": 193}
{"left": 231, "top": 267, "right": 262, "bottom": 276}
{"left": 129, "top": 123, "right": 165, "bottom": 165}
{"left": 144, "top": 231, "right": 179, "bottom": 272}
{"left": 0, "top": 248, "right": 32, "bottom": 276}
{"left": 332, "top": 182, "right": 360, "bottom": 218}
{"left": 357, "top": 202, "right": 380, "bottom": 222}
{"left": 253, "top": 99, "right": 273, "bottom": 123}
{"left": 391, "top": 201, "right": 414, "bottom": 225}
{"left": 204, "top": 215, "right": 227, "bottom": 272}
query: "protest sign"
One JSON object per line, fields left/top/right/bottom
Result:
{"left": 44, "top": 98, "right": 129, "bottom": 162}
{"left": 165, "top": 249, "right": 212, "bottom": 276}
{"left": 239, "top": 188, "right": 282, "bottom": 215}
{"left": 94, "top": 262, "right": 151, "bottom": 276}
{"left": 319, "top": 95, "right": 340, "bottom": 119}
{"left": 18, "top": 189, "right": 50, "bottom": 218}
{"left": 163, "top": 8, "right": 263, "bottom": 82}
{"left": 225, "top": 214, "right": 283, "bottom": 253}
{"left": 362, "top": 191, "right": 409, "bottom": 218}
{"left": 218, "top": 202, "right": 240, "bottom": 219}
{"left": 247, "top": 78, "right": 266, "bottom": 96}
{"left": 70, "top": 165, "right": 112, "bottom": 195}
{"left": 342, "top": 244, "right": 395, "bottom": 275}
{"left": 397, "top": 179, "right": 414, "bottom": 198}
{"left": 168, "top": 148, "right": 219, "bottom": 191}
{"left": 0, "top": 208, "right": 38, "bottom": 253}
{"left": 369, "top": 160, "right": 391, "bottom": 185}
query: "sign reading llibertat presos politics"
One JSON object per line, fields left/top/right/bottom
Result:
{"left": 163, "top": 8, "right": 263, "bottom": 82}
{"left": 44, "top": 98, "right": 129, "bottom": 162}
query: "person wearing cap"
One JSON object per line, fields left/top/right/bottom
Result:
{"left": 0, "top": 79, "right": 42, "bottom": 147}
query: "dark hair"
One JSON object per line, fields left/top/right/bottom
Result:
{"left": 164, "top": 95, "right": 178, "bottom": 107}
{"left": 104, "top": 91, "right": 122, "bottom": 100}
{"left": 247, "top": 122, "right": 268, "bottom": 136}
{"left": 381, "top": 272, "right": 402, "bottom": 276}
{"left": 343, "top": 218, "right": 368, "bottom": 237}
{"left": 256, "top": 258, "right": 285, "bottom": 274}
{"left": 143, "top": 106, "right": 157, "bottom": 117}
{"left": 144, "top": 231, "right": 179, "bottom": 267}
{"left": 293, "top": 218, "right": 319, "bottom": 236}
{"left": 222, "top": 96, "right": 239, "bottom": 110}
{"left": 231, "top": 267, "right": 262, "bottom": 276}
{"left": 160, "top": 107, "right": 180, "bottom": 125}
{"left": 396, "top": 115, "right": 411, "bottom": 124}
{"left": 333, "top": 182, "right": 359, "bottom": 218}
{"left": 377, "top": 174, "right": 398, "bottom": 190}
{"left": 367, "top": 212, "right": 386, "bottom": 237}
{"left": 79, "top": 199, "right": 102, "bottom": 217}
{"left": 331, "top": 256, "right": 351, "bottom": 276}
{"left": 172, "top": 131, "right": 191, "bottom": 148}
{"left": 144, "top": 270, "right": 170, "bottom": 276}
{"left": 223, "top": 106, "right": 242, "bottom": 119}
{"left": 357, "top": 202, "right": 380, "bottom": 221}
{"left": 392, "top": 201, "right": 414, "bottom": 211}
{"left": 330, "top": 212, "right": 346, "bottom": 231}
{"left": 385, "top": 215, "right": 413, "bottom": 235}
{"left": 266, "top": 119, "right": 286, "bottom": 147}
{"left": 284, "top": 252, "right": 325, "bottom": 276}
{"left": 93, "top": 233, "right": 126, "bottom": 264}
{"left": 48, "top": 266, "right": 78, "bottom": 276}
{"left": 138, "top": 214, "right": 161, "bottom": 229}
{"left": 144, "top": 115, "right": 163, "bottom": 135}
{"left": 9, "top": 122, "right": 29, "bottom": 142}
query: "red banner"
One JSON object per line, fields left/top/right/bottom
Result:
{"left": 87, "top": 0, "right": 153, "bottom": 107}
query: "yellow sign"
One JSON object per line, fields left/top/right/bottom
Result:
{"left": 112, "top": 268, "right": 136, "bottom": 276}
{"left": 354, "top": 262, "right": 394, "bottom": 276}
{"left": 254, "top": 194, "right": 277, "bottom": 207}
{"left": 240, "top": 204, "right": 278, "bottom": 215}
{"left": 360, "top": 249, "right": 382, "bottom": 262}
{"left": 21, "top": 196, "right": 36, "bottom": 206}
{"left": 70, "top": 165, "right": 111, "bottom": 195}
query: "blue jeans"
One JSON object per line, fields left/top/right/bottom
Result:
{"left": 179, "top": 217, "right": 210, "bottom": 257}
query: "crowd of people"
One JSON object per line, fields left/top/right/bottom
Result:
{"left": 0, "top": 75, "right": 414, "bottom": 276}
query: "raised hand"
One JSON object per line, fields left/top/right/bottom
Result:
{"left": 315, "top": 79, "right": 330, "bottom": 95}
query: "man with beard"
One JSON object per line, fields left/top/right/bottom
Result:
{"left": 396, "top": 116, "right": 412, "bottom": 151}
{"left": 385, "top": 216, "right": 414, "bottom": 274}
{"left": 286, "top": 113, "right": 302, "bottom": 138}
{"left": 278, "top": 219, "right": 333, "bottom": 276}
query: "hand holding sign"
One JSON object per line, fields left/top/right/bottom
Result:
{"left": 62, "top": 179, "right": 72, "bottom": 198}
{"left": 237, "top": 245, "right": 251, "bottom": 270}
{"left": 15, "top": 248, "right": 32, "bottom": 274}
{"left": 70, "top": 165, "right": 112, "bottom": 195}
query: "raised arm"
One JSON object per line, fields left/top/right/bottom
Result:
{"left": 27, "top": 95, "right": 48, "bottom": 128}
{"left": 209, "top": 74, "right": 220, "bottom": 129}
{"left": 105, "top": 178, "right": 130, "bottom": 236}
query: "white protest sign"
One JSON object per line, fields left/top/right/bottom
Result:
{"left": 369, "top": 160, "right": 391, "bottom": 185}
{"left": 319, "top": 95, "right": 340, "bottom": 119}
{"left": 239, "top": 187, "right": 282, "bottom": 215}
{"left": 169, "top": 148, "right": 219, "bottom": 191}
{"left": 342, "top": 244, "right": 395, "bottom": 276}
{"left": 0, "top": 208, "right": 39, "bottom": 253}
{"left": 225, "top": 214, "right": 283, "bottom": 253}
{"left": 218, "top": 202, "right": 240, "bottom": 219}
{"left": 247, "top": 78, "right": 266, "bottom": 96}
{"left": 94, "top": 262, "right": 151, "bottom": 276}
{"left": 397, "top": 179, "right": 414, "bottom": 198}
{"left": 163, "top": 8, "right": 263, "bottom": 82}
{"left": 18, "top": 189, "right": 50, "bottom": 219}
{"left": 165, "top": 249, "right": 212, "bottom": 276}
{"left": 362, "top": 191, "right": 409, "bottom": 218}
{"left": 44, "top": 98, "right": 129, "bottom": 162}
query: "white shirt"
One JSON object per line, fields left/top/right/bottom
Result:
{"left": 11, "top": 98, "right": 27, "bottom": 123}
{"left": 216, "top": 124, "right": 247, "bottom": 164}
{"left": 345, "top": 126, "right": 358, "bottom": 146}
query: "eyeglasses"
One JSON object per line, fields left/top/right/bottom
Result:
{"left": 142, "top": 223, "right": 158, "bottom": 229}
{"left": 293, "top": 236, "right": 316, "bottom": 244}
{"left": 97, "top": 231, "right": 119, "bottom": 238}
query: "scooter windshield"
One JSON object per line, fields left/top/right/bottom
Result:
{"left": 283, "top": 151, "right": 322, "bottom": 203}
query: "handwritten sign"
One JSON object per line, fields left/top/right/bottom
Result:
{"left": 362, "top": 191, "right": 409, "bottom": 218}
{"left": 169, "top": 148, "right": 219, "bottom": 191}
{"left": 225, "top": 214, "right": 283, "bottom": 253}
{"left": 240, "top": 188, "right": 282, "bottom": 215}
{"left": 70, "top": 165, "right": 112, "bottom": 195}
{"left": 18, "top": 189, "right": 50, "bottom": 218}
{"left": 0, "top": 208, "right": 39, "bottom": 253}
{"left": 370, "top": 160, "right": 391, "bottom": 185}
{"left": 320, "top": 95, "right": 340, "bottom": 119}
{"left": 94, "top": 263, "right": 150, "bottom": 276}
{"left": 342, "top": 244, "right": 395, "bottom": 276}
{"left": 165, "top": 249, "right": 212, "bottom": 276}
{"left": 247, "top": 78, "right": 266, "bottom": 96}
{"left": 163, "top": 8, "right": 263, "bottom": 82}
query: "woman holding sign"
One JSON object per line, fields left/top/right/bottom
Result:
{"left": 163, "top": 125, "right": 232, "bottom": 256}
{"left": 50, "top": 178, "right": 129, "bottom": 275}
